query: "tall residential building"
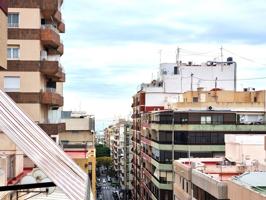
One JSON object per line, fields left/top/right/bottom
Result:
{"left": 60, "top": 111, "right": 96, "bottom": 198}
{"left": 0, "top": 0, "right": 7, "bottom": 69}
{"left": 131, "top": 60, "right": 236, "bottom": 200}
{"left": 0, "top": 0, "right": 66, "bottom": 195}
{"left": 123, "top": 122, "right": 133, "bottom": 199}
{"left": 141, "top": 109, "right": 266, "bottom": 200}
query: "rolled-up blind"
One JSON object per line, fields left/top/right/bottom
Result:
{"left": 0, "top": 90, "right": 92, "bottom": 200}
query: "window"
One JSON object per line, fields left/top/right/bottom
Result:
{"left": 212, "top": 115, "right": 223, "bottom": 124}
{"left": 7, "top": 46, "right": 20, "bottom": 60}
{"left": 4, "top": 76, "right": 20, "bottom": 92}
{"left": 174, "top": 66, "right": 179, "bottom": 75}
{"left": 201, "top": 116, "right": 211, "bottom": 124}
{"left": 192, "top": 97, "right": 198, "bottom": 102}
{"left": 8, "top": 13, "right": 19, "bottom": 28}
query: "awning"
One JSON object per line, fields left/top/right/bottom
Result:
{"left": 0, "top": 90, "right": 93, "bottom": 200}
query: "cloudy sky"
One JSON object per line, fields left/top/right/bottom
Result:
{"left": 61, "top": 0, "right": 266, "bottom": 131}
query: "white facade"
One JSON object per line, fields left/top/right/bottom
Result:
{"left": 159, "top": 62, "right": 235, "bottom": 93}
{"left": 140, "top": 61, "right": 235, "bottom": 108}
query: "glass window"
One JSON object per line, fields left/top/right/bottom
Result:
{"left": 4, "top": 76, "right": 20, "bottom": 92}
{"left": 8, "top": 13, "right": 19, "bottom": 28}
{"left": 212, "top": 115, "right": 223, "bottom": 124}
{"left": 7, "top": 46, "right": 20, "bottom": 60}
{"left": 201, "top": 116, "right": 211, "bottom": 124}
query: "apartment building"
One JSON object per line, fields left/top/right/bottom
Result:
{"left": 0, "top": 0, "right": 65, "bottom": 197}
{"left": 0, "top": 0, "right": 7, "bottom": 69}
{"left": 173, "top": 158, "right": 266, "bottom": 200}
{"left": 120, "top": 122, "right": 133, "bottom": 199}
{"left": 139, "top": 107, "right": 266, "bottom": 200}
{"left": 60, "top": 111, "right": 96, "bottom": 197}
{"left": 104, "top": 125, "right": 116, "bottom": 153}
{"left": 131, "top": 60, "right": 236, "bottom": 200}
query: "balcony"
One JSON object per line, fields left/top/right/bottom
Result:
{"left": 41, "top": 0, "right": 63, "bottom": 19}
{"left": 41, "top": 25, "right": 60, "bottom": 49}
{"left": 41, "top": 89, "right": 63, "bottom": 107}
{"left": 58, "top": 21, "right": 65, "bottom": 33}
{"left": 47, "top": 42, "right": 64, "bottom": 56}
{"left": 39, "top": 122, "right": 65, "bottom": 135}
{"left": 40, "top": 60, "right": 65, "bottom": 82}
{"left": 53, "top": 10, "right": 62, "bottom": 22}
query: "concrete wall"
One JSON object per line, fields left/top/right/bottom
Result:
{"left": 63, "top": 118, "right": 93, "bottom": 131}
{"left": 192, "top": 170, "right": 228, "bottom": 199}
{"left": 8, "top": 40, "right": 41, "bottom": 61}
{"left": 160, "top": 63, "right": 235, "bottom": 93}
{"left": 0, "top": 134, "right": 24, "bottom": 177}
{"left": 228, "top": 181, "right": 266, "bottom": 200}
{"left": 0, "top": 72, "right": 44, "bottom": 92}
{"left": 0, "top": 10, "right": 7, "bottom": 69}
{"left": 18, "top": 104, "right": 46, "bottom": 123}
{"left": 8, "top": 8, "right": 41, "bottom": 29}
{"left": 225, "top": 134, "right": 266, "bottom": 164}
{"left": 0, "top": 156, "right": 7, "bottom": 186}
{"left": 59, "top": 131, "right": 94, "bottom": 144}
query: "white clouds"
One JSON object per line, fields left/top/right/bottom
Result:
{"left": 61, "top": 0, "right": 266, "bottom": 129}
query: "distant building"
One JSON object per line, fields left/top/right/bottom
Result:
{"left": 131, "top": 59, "right": 237, "bottom": 200}
{"left": 60, "top": 111, "right": 96, "bottom": 198}
{"left": 104, "top": 120, "right": 133, "bottom": 198}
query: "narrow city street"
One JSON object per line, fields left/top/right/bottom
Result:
{"left": 98, "top": 167, "right": 119, "bottom": 200}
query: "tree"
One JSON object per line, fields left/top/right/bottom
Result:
{"left": 95, "top": 144, "right": 110, "bottom": 157}
{"left": 96, "top": 156, "right": 112, "bottom": 169}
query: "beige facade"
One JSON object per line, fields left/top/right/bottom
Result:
{"left": 0, "top": 72, "right": 44, "bottom": 92}
{"left": 7, "top": 40, "right": 41, "bottom": 61}
{"left": 227, "top": 172, "right": 266, "bottom": 200}
{"left": 0, "top": 0, "right": 66, "bottom": 192}
{"left": 60, "top": 111, "right": 96, "bottom": 198}
{"left": 8, "top": 8, "right": 41, "bottom": 29}
{"left": 169, "top": 89, "right": 266, "bottom": 112}
{"left": 0, "top": 4, "right": 7, "bottom": 69}
{"left": 173, "top": 158, "right": 245, "bottom": 200}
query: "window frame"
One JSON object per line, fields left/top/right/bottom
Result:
{"left": 4, "top": 76, "right": 20, "bottom": 92}
{"left": 7, "top": 46, "right": 20, "bottom": 60}
{"left": 8, "top": 13, "right": 19, "bottom": 28}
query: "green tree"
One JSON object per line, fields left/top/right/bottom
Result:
{"left": 95, "top": 144, "right": 110, "bottom": 157}
{"left": 96, "top": 156, "right": 112, "bottom": 169}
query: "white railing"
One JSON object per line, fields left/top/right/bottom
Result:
{"left": 41, "top": 24, "right": 59, "bottom": 34}
{"left": 0, "top": 90, "right": 92, "bottom": 200}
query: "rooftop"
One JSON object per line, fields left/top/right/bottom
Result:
{"left": 232, "top": 172, "right": 266, "bottom": 195}
{"left": 176, "top": 158, "right": 245, "bottom": 181}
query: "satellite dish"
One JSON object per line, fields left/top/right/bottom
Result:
{"left": 20, "top": 169, "right": 56, "bottom": 195}
{"left": 20, "top": 175, "right": 37, "bottom": 185}
{"left": 41, "top": 178, "right": 56, "bottom": 195}
{"left": 32, "top": 168, "right": 47, "bottom": 182}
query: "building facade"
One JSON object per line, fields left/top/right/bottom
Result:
{"left": 144, "top": 108, "right": 266, "bottom": 200}
{"left": 0, "top": 1, "right": 65, "bottom": 198}
{"left": 60, "top": 111, "right": 96, "bottom": 198}
{"left": 0, "top": 0, "right": 7, "bottom": 69}
{"left": 131, "top": 60, "right": 237, "bottom": 200}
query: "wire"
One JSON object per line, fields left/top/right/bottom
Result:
{"left": 193, "top": 76, "right": 266, "bottom": 82}
{"left": 223, "top": 48, "right": 266, "bottom": 66}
